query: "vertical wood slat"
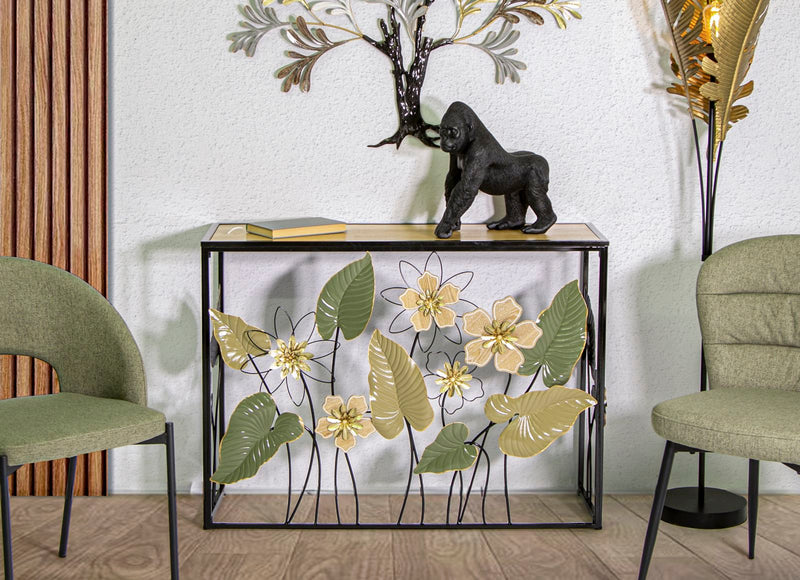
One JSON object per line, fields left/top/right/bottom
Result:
{"left": 15, "top": 0, "right": 35, "bottom": 498}
{"left": 50, "top": 0, "right": 70, "bottom": 497}
{"left": 69, "top": 0, "right": 87, "bottom": 497}
{"left": 87, "top": 0, "right": 106, "bottom": 495}
{"left": 33, "top": 0, "right": 53, "bottom": 497}
{"left": 0, "top": 0, "right": 107, "bottom": 498}
{"left": 0, "top": 0, "right": 17, "bottom": 497}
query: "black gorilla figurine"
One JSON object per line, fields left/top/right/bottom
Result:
{"left": 434, "top": 102, "right": 556, "bottom": 239}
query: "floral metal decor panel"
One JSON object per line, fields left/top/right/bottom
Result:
{"left": 209, "top": 252, "right": 596, "bottom": 525}
{"left": 227, "top": 0, "right": 582, "bottom": 147}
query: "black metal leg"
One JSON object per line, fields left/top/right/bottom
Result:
{"left": 638, "top": 441, "right": 677, "bottom": 580}
{"left": 1, "top": 456, "right": 13, "bottom": 580}
{"left": 748, "top": 459, "right": 759, "bottom": 560}
{"left": 58, "top": 456, "right": 78, "bottom": 558}
{"left": 165, "top": 422, "right": 179, "bottom": 580}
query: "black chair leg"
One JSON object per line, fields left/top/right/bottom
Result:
{"left": 638, "top": 441, "right": 677, "bottom": 580}
{"left": 58, "top": 456, "right": 78, "bottom": 558}
{"left": 1, "top": 456, "right": 13, "bottom": 580}
{"left": 165, "top": 422, "right": 179, "bottom": 580}
{"left": 748, "top": 459, "right": 759, "bottom": 560}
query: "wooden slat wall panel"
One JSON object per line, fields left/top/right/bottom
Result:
{"left": 0, "top": 0, "right": 107, "bottom": 497}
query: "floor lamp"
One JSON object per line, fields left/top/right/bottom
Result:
{"left": 659, "top": 0, "right": 771, "bottom": 529}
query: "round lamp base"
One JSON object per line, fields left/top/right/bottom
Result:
{"left": 661, "top": 487, "right": 747, "bottom": 529}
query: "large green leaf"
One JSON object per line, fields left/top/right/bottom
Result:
{"left": 484, "top": 387, "right": 596, "bottom": 458}
{"left": 211, "top": 392, "right": 304, "bottom": 484}
{"left": 368, "top": 330, "right": 434, "bottom": 439}
{"left": 209, "top": 309, "right": 271, "bottom": 371}
{"left": 519, "top": 280, "right": 587, "bottom": 386}
{"left": 316, "top": 253, "right": 375, "bottom": 340}
{"left": 414, "top": 423, "right": 478, "bottom": 474}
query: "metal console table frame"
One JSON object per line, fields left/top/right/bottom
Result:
{"left": 201, "top": 223, "right": 608, "bottom": 530}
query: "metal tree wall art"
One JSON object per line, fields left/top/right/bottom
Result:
{"left": 208, "top": 252, "right": 598, "bottom": 526}
{"left": 660, "top": 0, "right": 770, "bottom": 258}
{"left": 228, "top": 0, "right": 581, "bottom": 148}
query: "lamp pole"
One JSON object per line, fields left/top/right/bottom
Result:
{"left": 661, "top": 21, "right": 747, "bottom": 526}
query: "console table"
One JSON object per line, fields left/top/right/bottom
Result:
{"left": 201, "top": 223, "right": 608, "bottom": 529}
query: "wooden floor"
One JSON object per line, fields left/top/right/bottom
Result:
{"left": 3, "top": 493, "right": 800, "bottom": 579}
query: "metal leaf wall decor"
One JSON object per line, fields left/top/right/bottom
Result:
{"left": 227, "top": 0, "right": 582, "bottom": 148}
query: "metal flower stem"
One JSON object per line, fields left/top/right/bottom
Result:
{"left": 329, "top": 327, "right": 340, "bottom": 396}
{"left": 503, "top": 454, "right": 511, "bottom": 524}
{"left": 301, "top": 375, "right": 323, "bottom": 524}
{"left": 248, "top": 355, "right": 294, "bottom": 523}
{"left": 334, "top": 448, "right": 342, "bottom": 524}
{"left": 345, "top": 452, "right": 360, "bottom": 524}
{"left": 286, "top": 376, "right": 323, "bottom": 524}
{"left": 396, "top": 420, "right": 426, "bottom": 525}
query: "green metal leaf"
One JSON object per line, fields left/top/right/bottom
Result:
{"left": 414, "top": 422, "right": 478, "bottom": 474}
{"left": 211, "top": 392, "right": 305, "bottom": 484}
{"left": 209, "top": 309, "right": 271, "bottom": 371}
{"left": 484, "top": 387, "right": 596, "bottom": 458}
{"left": 368, "top": 330, "right": 434, "bottom": 439}
{"left": 519, "top": 280, "right": 587, "bottom": 386}
{"left": 316, "top": 253, "right": 375, "bottom": 340}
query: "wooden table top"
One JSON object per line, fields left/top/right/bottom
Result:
{"left": 203, "top": 223, "right": 607, "bottom": 249}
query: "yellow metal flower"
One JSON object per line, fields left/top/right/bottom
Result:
{"left": 463, "top": 296, "right": 543, "bottom": 374}
{"left": 315, "top": 395, "right": 376, "bottom": 452}
{"left": 269, "top": 335, "right": 313, "bottom": 379}
{"left": 436, "top": 361, "right": 473, "bottom": 398}
{"left": 399, "top": 271, "right": 460, "bottom": 332}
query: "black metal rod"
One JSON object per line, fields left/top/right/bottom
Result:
{"left": 578, "top": 250, "right": 589, "bottom": 493}
{"left": 201, "top": 249, "right": 213, "bottom": 528}
{"left": 409, "top": 425, "right": 425, "bottom": 525}
{"left": 344, "top": 452, "right": 360, "bottom": 524}
{"left": 300, "top": 376, "right": 322, "bottom": 524}
{"left": 478, "top": 447, "right": 491, "bottom": 525}
{"left": 58, "top": 456, "right": 78, "bottom": 558}
{"left": 594, "top": 245, "right": 608, "bottom": 528}
{"left": 334, "top": 448, "right": 341, "bottom": 525}
{"left": 165, "top": 423, "right": 180, "bottom": 580}
{"left": 218, "top": 252, "right": 227, "bottom": 455}
{"left": 1, "top": 456, "right": 13, "bottom": 580}
{"left": 205, "top": 521, "right": 597, "bottom": 530}
{"left": 286, "top": 427, "right": 316, "bottom": 524}
{"left": 459, "top": 429, "right": 490, "bottom": 523}
{"left": 504, "top": 454, "right": 511, "bottom": 524}
{"left": 748, "top": 459, "right": 759, "bottom": 559}
{"left": 284, "top": 444, "right": 292, "bottom": 524}
{"left": 446, "top": 471, "right": 457, "bottom": 525}
{"left": 638, "top": 441, "right": 677, "bottom": 580}
{"left": 329, "top": 327, "right": 340, "bottom": 396}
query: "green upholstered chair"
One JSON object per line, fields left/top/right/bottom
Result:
{"left": 638, "top": 235, "right": 800, "bottom": 579}
{"left": 0, "top": 257, "right": 178, "bottom": 580}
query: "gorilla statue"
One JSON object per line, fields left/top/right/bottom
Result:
{"left": 434, "top": 101, "right": 556, "bottom": 240}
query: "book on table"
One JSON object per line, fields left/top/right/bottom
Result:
{"left": 245, "top": 217, "right": 346, "bottom": 239}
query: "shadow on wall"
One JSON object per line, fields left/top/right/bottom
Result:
{"left": 631, "top": 252, "right": 702, "bottom": 485}
{"left": 138, "top": 226, "right": 208, "bottom": 377}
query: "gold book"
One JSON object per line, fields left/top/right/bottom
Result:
{"left": 245, "top": 217, "right": 346, "bottom": 239}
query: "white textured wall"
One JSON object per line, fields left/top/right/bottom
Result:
{"left": 109, "top": 0, "right": 800, "bottom": 494}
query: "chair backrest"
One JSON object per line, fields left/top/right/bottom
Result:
{"left": 697, "top": 235, "right": 800, "bottom": 393}
{"left": 0, "top": 257, "right": 147, "bottom": 405}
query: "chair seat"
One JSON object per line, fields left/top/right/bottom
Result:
{"left": 0, "top": 392, "right": 165, "bottom": 466}
{"left": 652, "top": 388, "right": 800, "bottom": 464}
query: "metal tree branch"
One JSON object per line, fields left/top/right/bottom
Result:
{"left": 368, "top": 3, "right": 449, "bottom": 148}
